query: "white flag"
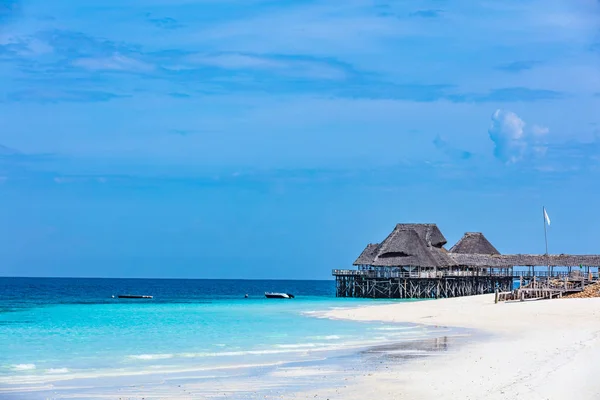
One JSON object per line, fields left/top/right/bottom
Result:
{"left": 544, "top": 208, "right": 551, "bottom": 226}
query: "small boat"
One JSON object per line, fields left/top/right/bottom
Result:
{"left": 265, "top": 292, "right": 295, "bottom": 299}
{"left": 117, "top": 294, "right": 153, "bottom": 299}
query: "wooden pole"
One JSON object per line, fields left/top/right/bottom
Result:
{"left": 543, "top": 206, "right": 549, "bottom": 255}
{"left": 543, "top": 206, "right": 550, "bottom": 277}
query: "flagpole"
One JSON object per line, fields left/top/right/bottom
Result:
{"left": 543, "top": 206, "right": 548, "bottom": 255}
{"left": 543, "top": 206, "right": 549, "bottom": 278}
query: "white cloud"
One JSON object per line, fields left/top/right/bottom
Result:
{"left": 488, "top": 109, "right": 549, "bottom": 163}
{"left": 531, "top": 124, "right": 549, "bottom": 136}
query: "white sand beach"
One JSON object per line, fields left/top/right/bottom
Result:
{"left": 311, "top": 294, "right": 600, "bottom": 400}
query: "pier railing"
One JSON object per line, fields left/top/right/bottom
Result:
{"left": 332, "top": 269, "right": 512, "bottom": 279}
{"left": 332, "top": 269, "right": 599, "bottom": 280}
{"left": 512, "top": 271, "right": 598, "bottom": 280}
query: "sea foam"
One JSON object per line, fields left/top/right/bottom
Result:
{"left": 128, "top": 354, "right": 174, "bottom": 360}
{"left": 12, "top": 364, "right": 36, "bottom": 371}
{"left": 311, "top": 335, "right": 341, "bottom": 340}
{"left": 46, "top": 368, "right": 70, "bottom": 374}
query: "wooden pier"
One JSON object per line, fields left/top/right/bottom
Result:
{"left": 335, "top": 273, "right": 513, "bottom": 299}
{"left": 334, "top": 224, "right": 600, "bottom": 300}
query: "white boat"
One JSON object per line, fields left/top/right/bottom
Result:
{"left": 265, "top": 292, "right": 295, "bottom": 299}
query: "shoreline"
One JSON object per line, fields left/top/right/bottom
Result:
{"left": 0, "top": 304, "right": 463, "bottom": 399}
{"left": 6, "top": 294, "right": 600, "bottom": 399}
{"left": 1, "top": 332, "right": 468, "bottom": 400}
{"left": 309, "top": 294, "right": 600, "bottom": 399}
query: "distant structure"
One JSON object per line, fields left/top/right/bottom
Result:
{"left": 333, "top": 223, "right": 600, "bottom": 299}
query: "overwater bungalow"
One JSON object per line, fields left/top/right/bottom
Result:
{"left": 333, "top": 223, "right": 600, "bottom": 299}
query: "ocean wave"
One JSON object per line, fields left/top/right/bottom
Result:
{"left": 275, "top": 343, "right": 322, "bottom": 349}
{"left": 124, "top": 348, "right": 316, "bottom": 362}
{"left": 0, "top": 361, "right": 289, "bottom": 386}
{"left": 128, "top": 354, "right": 174, "bottom": 360}
{"left": 134, "top": 338, "right": 402, "bottom": 361}
{"left": 46, "top": 368, "right": 69, "bottom": 374}
{"left": 300, "top": 311, "right": 330, "bottom": 319}
{"left": 178, "top": 349, "right": 302, "bottom": 358}
{"left": 373, "top": 326, "right": 416, "bottom": 331}
{"left": 310, "top": 335, "right": 341, "bottom": 340}
{"left": 12, "top": 364, "right": 36, "bottom": 371}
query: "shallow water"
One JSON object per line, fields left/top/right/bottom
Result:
{"left": 0, "top": 278, "right": 457, "bottom": 396}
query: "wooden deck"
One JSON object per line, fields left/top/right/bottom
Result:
{"left": 496, "top": 274, "right": 598, "bottom": 302}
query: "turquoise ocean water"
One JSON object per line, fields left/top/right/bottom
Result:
{"left": 0, "top": 278, "right": 450, "bottom": 397}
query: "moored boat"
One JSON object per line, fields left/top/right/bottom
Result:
{"left": 117, "top": 294, "right": 153, "bottom": 299}
{"left": 265, "top": 292, "right": 294, "bottom": 299}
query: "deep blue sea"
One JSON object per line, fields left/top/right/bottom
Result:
{"left": 0, "top": 278, "right": 451, "bottom": 398}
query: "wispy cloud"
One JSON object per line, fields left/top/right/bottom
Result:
{"left": 72, "top": 54, "right": 154, "bottom": 72}
{"left": 0, "top": 144, "right": 57, "bottom": 184}
{"left": 0, "top": 0, "right": 20, "bottom": 23}
{"left": 168, "top": 92, "right": 191, "bottom": 99}
{"left": 6, "top": 89, "right": 126, "bottom": 103}
{"left": 0, "top": 144, "right": 54, "bottom": 161}
{"left": 483, "top": 88, "right": 563, "bottom": 102}
{"left": 409, "top": 10, "right": 443, "bottom": 18}
{"left": 332, "top": 83, "right": 452, "bottom": 102}
{"left": 39, "top": 29, "right": 138, "bottom": 59}
{"left": 532, "top": 137, "right": 600, "bottom": 173}
{"left": 53, "top": 176, "right": 108, "bottom": 184}
{"left": 496, "top": 60, "right": 540, "bottom": 73}
{"left": 0, "top": 144, "right": 21, "bottom": 156}
{"left": 146, "top": 15, "right": 183, "bottom": 30}
{"left": 184, "top": 53, "right": 352, "bottom": 80}
{"left": 433, "top": 135, "right": 472, "bottom": 160}
{"left": 451, "top": 87, "right": 563, "bottom": 103}
{"left": 5, "top": 27, "right": 356, "bottom": 82}
{"left": 488, "top": 109, "right": 549, "bottom": 164}
{"left": 169, "top": 129, "right": 193, "bottom": 136}
{"left": 0, "top": 0, "right": 597, "bottom": 174}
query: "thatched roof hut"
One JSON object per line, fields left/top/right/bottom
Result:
{"left": 353, "top": 224, "right": 455, "bottom": 268}
{"left": 449, "top": 232, "right": 500, "bottom": 255}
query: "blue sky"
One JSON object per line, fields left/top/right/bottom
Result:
{"left": 1, "top": 0, "right": 599, "bottom": 279}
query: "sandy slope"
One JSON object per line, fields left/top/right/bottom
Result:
{"left": 313, "top": 294, "right": 600, "bottom": 400}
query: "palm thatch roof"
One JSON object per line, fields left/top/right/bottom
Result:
{"left": 449, "top": 254, "right": 600, "bottom": 267}
{"left": 449, "top": 232, "right": 500, "bottom": 255}
{"left": 352, "top": 224, "right": 455, "bottom": 267}
{"left": 395, "top": 223, "right": 447, "bottom": 248}
{"left": 354, "top": 243, "right": 381, "bottom": 265}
